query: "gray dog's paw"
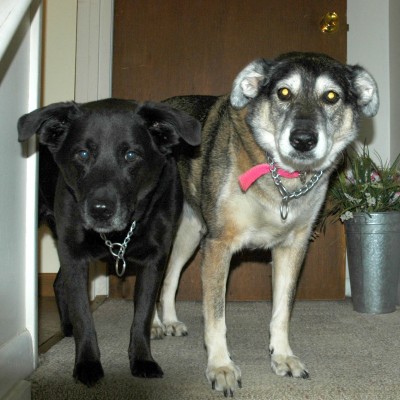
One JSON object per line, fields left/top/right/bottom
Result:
{"left": 206, "top": 361, "right": 242, "bottom": 397}
{"left": 164, "top": 320, "right": 188, "bottom": 336}
{"left": 271, "top": 354, "right": 309, "bottom": 379}
{"left": 151, "top": 321, "right": 166, "bottom": 339}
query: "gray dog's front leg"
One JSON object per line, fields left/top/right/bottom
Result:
{"left": 202, "top": 238, "right": 242, "bottom": 396}
{"left": 269, "top": 233, "right": 310, "bottom": 379}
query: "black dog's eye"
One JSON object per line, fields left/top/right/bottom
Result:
{"left": 277, "top": 87, "right": 292, "bottom": 101}
{"left": 323, "top": 91, "right": 340, "bottom": 104}
{"left": 125, "top": 150, "right": 137, "bottom": 162}
{"left": 78, "top": 150, "right": 90, "bottom": 161}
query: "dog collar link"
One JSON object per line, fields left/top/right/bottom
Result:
{"left": 238, "top": 156, "right": 323, "bottom": 220}
{"left": 100, "top": 220, "right": 137, "bottom": 277}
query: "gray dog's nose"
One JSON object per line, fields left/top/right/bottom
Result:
{"left": 89, "top": 200, "right": 115, "bottom": 220}
{"left": 289, "top": 129, "right": 318, "bottom": 152}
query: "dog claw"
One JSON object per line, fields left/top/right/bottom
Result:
{"left": 301, "top": 370, "right": 310, "bottom": 379}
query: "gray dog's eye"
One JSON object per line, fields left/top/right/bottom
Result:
{"left": 78, "top": 150, "right": 90, "bottom": 160}
{"left": 277, "top": 87, "right": 292, "bottom": 101}
{"left": 322, "top": 90, "right": 340, "bottom": 104}
{"left": 125, "top": 151, "right": 137, "bottom": 162}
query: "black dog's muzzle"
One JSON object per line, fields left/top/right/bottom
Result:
{"left": 88, "top": 198, "right": 117, "bottom": 221}
{"left": 82, "top": 185, "right": 129, "bottom": 233}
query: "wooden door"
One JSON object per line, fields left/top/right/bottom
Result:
{"left": 111, "top": 0, "right": 347, "bottom": 300}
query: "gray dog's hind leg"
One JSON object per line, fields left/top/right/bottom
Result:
{"left": 157, "top": 202, "right": 204, "bottom": 336}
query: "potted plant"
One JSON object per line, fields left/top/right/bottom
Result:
{"left": 325, "top": 145, "right": 400, "bottom": 313}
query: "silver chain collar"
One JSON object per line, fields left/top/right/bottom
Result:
{"left": 100, "top": 220, "right": 137, "bottom": 277}
{"left": 268, "top": 156, "right": 323, "bottom": 220}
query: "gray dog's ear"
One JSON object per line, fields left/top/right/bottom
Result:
{"left": 18, "top": 102, "right": 81, "bottom": 151}
{"left": 137, "top": 102, "right": 201, "bottom": 153}
{"left": 230, "top": 59, "right": 274, "bottom": 109}
{"left": 349, "top": 65, "right": 379, "bottom": 117}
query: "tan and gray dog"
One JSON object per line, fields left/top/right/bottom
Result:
{"left": 154, "top": 52, "right": 379, "bottom": 396}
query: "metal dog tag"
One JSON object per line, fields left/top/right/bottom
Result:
{"left": 115, "top": 257, "right": 126, "bottom": 278}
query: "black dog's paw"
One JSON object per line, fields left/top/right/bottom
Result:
{"left": 130, "top": 359, "right": 164, "bottom": 378}
{"left": 73, "top": 360, "right": 104, "bottom": 386}
{"left": 61, "top": 322, "right": 73, "bottom": 337}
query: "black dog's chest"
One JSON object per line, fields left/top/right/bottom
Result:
{"left": 88, "top": 229, "right": 136, "bottom": 254}
{"left": 86, "top": 225, "right": 158, "bottom": 276}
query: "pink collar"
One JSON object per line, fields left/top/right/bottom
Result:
{"left": 239, "top": 163, "right": 300, "bottom": 191}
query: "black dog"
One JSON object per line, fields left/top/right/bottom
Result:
{"left": 17, "top": 98, "right": 201, "bottom": 386}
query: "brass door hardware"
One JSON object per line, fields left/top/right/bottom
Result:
{"left": 320, "top": 12, "right": 339, "bottom": 33}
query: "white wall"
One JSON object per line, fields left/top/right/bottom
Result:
{"left": 42, "top": 0, "right": 77, "bottom": 105}
{"left": 0, "top": 1, "right": 41, "bottom": 399}
{"left": 346, "top": 0, "right": 400, "bottom": 296}
{"left": 348, "top": 0, "right": 400, "bottom": 163}
{"left": 389, "top": 0, "right": 400, "bottom": 162}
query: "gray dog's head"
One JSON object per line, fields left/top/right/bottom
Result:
{"left": 230, "top": 52, "right": 379, "bottom": 172}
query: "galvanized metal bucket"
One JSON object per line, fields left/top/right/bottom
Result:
{"left": 345, "top": 212, "right": 400, "bottom": 314}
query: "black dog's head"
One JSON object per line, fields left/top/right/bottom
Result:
{"left": 18, "top": 99, "right": 201, "bottom": 233}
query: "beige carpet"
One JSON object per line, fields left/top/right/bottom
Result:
{"left": 30, "top": 299, "right": 400, "bottom": 399}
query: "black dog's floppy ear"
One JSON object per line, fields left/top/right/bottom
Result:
{"left": 137, "top": 102, "right": 201, "bottom": 153}
{"left": 17, "top": 102, "right": 81, "bottom": 152}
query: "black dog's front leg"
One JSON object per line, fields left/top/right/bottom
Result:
{"left": 59, "top": 252, "right": 104, "bottom": 386}
{"left": 129, "top": 256, "right": 166, "bottom": 378}
{"left": 54, "top": 268, "right": 73, "bottom": 337}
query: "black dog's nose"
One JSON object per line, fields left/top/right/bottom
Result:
{"left": 289, "top": 129, "right": 318, "bottom": 152}
{"left": 89, "top": 200, "right": 115, "bottom": 220}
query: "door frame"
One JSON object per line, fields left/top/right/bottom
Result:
{"left": 75, "top": 0, "right": 114, "bottom": 298}
{"left": 75, "top": 0, "right": 114, "bottom": 102}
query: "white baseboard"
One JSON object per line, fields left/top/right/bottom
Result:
{"left": 0, "top": 331, "right": 34, "bottom": 399}
{"left": 1, "top": 381, "right": 31, "bottom": 400}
